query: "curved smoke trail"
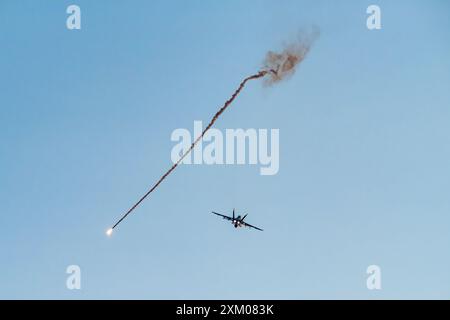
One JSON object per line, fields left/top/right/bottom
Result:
{"left": 109, "top": 29, "right": 318, "bottom": 233}
{"left": 111, "top": 71, "right": 267, "bottom": 231}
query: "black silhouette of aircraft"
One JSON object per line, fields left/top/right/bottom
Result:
{"left": 211, "top": 209, "right": 263, "bottom": 231}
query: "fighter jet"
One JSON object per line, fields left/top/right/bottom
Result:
{"left": 211, "top": 209, "right": 263, "bottom": 231}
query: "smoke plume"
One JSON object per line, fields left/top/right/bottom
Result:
{"left": 262, "top": 28, "right": 319, "bottom": 85}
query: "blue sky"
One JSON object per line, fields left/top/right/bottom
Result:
{"left": 0, "top": 0, "right": 449, "bottom": 299}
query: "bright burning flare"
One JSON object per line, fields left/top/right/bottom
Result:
{"left": 106, "top": 228, "right": 113, "bottom": 236}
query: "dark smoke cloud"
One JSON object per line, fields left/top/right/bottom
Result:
{"left": 262, "top": 27, "right": 320, "bottom": 85}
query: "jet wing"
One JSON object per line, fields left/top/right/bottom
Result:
{"left": 242, "top": 221, "right": 264, "bottom": 231}
{"left": 212, "top": 211, "right": 233, "bottom": 221}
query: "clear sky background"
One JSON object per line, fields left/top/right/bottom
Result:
{"left": 1, "top": 0, "right": 449, "bottom": 299}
